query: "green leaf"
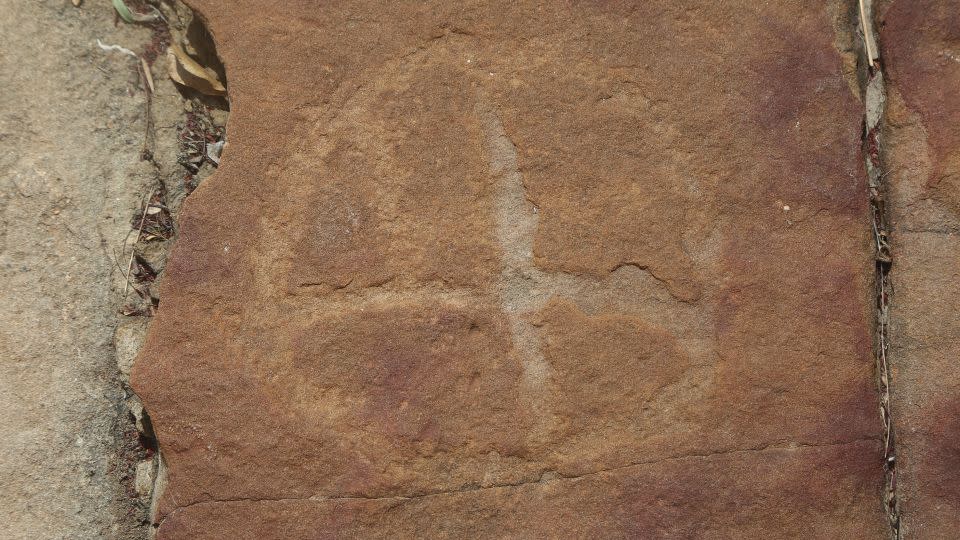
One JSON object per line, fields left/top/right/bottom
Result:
{"left": 112, "top": 0, "right": 135, "bottom": 23}
{"left": 112, "top": 0, "right": 161, "bottom": 23}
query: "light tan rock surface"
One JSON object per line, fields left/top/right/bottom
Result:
{"left": 0, "top": 1, "right": 167, "bottom": 537}
{"left": 133, "top": 1, "right": 887, "bottom": 537}
{"left": 881, "top": 1, "right": 960, "bottom": 536}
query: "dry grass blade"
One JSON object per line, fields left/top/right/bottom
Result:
{"left": 140, "top": 57, "right": 155, "bottom": 94}
{"left": 124, "top": 195, "right": 151, "bottom": 296}
{"left": 859, "top": 0, "right": 876, "bottom": 67}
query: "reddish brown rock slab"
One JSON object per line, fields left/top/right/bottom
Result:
{"left": 158, "top": 441, "right": 884, "bottom": 540}
{"left": 133, "top": 0, "right": 885, "bottom": 536}
{"left": 881, "top": 1, "right": 960, "bottom": 535}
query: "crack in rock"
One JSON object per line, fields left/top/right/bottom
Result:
{"left": 158, "top": 436, "right": 878, "bottom": 529}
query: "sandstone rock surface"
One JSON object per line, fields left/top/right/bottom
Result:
{"left": 881, "top": 1, "right": 960, "bottom": 536}
{"left": 133, "top": 1, "right": 886, "bottom": 537}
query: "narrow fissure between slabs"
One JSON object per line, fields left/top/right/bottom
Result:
{"left": 856, "top": 1, "right": 900, "bottom": 537}
{"left": 107, "top": 1, "right": 230, "bottom": 536}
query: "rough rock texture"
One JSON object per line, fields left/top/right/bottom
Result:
{"left": 881, "top": 1, "right": 960, "bottom": 536}
{"left": 134, "top": 1, "right": 887, "bottom": 537}
{"left": 0, "top": 1, "right": 159, "bottom": 537}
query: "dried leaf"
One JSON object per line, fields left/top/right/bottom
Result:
{"left": 132, "top": 254, "right": 157, "bottom": 283}
{"left": 120, "top": 305, "right": 145, "bottom": 316}
{"left": 166, "top": 44, "right": 226, "bottom": 96}
{"left": 206, "top": 140, "right": 225, "bottom": 165}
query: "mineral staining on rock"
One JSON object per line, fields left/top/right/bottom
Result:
{"left": 133, "top": 1, "right": 886, "bottom": 537}
{"left": 881, "top": 0, "right": 960, "bottom": 536}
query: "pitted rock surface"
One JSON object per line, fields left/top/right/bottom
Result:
{"left": 882, "top": 0, "right": 960, "bottom": 536}
{"left": 133, "top": 1, "right": 886, "bottom": 537}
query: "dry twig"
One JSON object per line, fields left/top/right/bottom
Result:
{"left": 124, "top": 194, "right": 151, "bottom": 295}
{"left": 859, "top": 0, "right": 876, "bottom": 67}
